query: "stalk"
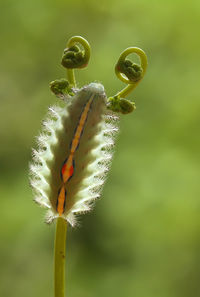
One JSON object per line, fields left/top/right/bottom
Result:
{"left": 54, "top": 217, "right": 67, "bottom": 297}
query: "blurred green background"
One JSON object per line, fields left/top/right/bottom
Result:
{"left": 1, "top": 0, "right": 200, "bottom": 296}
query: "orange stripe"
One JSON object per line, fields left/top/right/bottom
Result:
{"left": 71, "top": 94, "right": 94, "bottom": 153}
{"left": 57, "top": 186, "right": 66, "bottom": 216}
{"left": 57, "top": 93, "right": 95, "bottom": 215}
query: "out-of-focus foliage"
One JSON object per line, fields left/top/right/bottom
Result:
{"left": 0, "top": 0, "right": 200, "bottom": 297}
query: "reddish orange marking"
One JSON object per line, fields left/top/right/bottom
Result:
{"left": 61, "top": 154, "right": 74, "bottom": 183}
{"left": 62, "top": 163, "right": 67, "bottom": 175}
{"left": 69, "top": 165, "right": 74, "bottom": 177}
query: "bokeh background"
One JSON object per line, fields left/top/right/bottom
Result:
{"left": 1, "top": 0, "right": 200, "bottom": 296}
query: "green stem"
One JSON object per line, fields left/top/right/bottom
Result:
{"left": 67, "top": 69, "right": 76, "bottom": 87}
{"left": 115, "top": 82, "right": 137, "bottom": 98}
{"left": 54, "top": 217, "right": 67, "bottom": 297}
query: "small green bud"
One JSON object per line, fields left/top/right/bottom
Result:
{"left": 107, "top": 96, "right": 121, "bottom": 113}
{"left": 61, "top": 46, "right": 88, "bottom": 69}
{"left": 107, "top": 96, "right": 135, "bottom": 114}
{"left": 117, "top": 59, "right": 143, "bottom": 82}
{"left": 119, "top": 98, "right": 136, "bottom": 114}
{"left": 50, "top": 79, "right": 74, "bottom": 97}
{"left": 68, "top": 45, "right": 79, "bottom": 53}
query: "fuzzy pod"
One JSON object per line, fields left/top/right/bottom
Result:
{"left": 30, "top": 83, "right": 118, "bottom": 226}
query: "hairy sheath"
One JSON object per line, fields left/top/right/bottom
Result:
{"left": 30, "top": 83, "right": 118, "bottom": 226}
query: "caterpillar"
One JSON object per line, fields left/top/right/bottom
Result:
{"left": 30, "top": 36, "right": 147, "bottom": 226}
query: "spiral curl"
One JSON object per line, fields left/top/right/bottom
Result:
{"left": 61, "top": 36, "right": 91, "bottom": 69}
{"left": 107, "top": 46, "right": 147, "bottom": 114}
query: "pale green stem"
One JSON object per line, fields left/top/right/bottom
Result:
{"left": 54, "top": 217, "right": 67, "bottom": 297}
{"left": 67, "top": 69, "right": 76, "bottom": 87}
{"left": 115, "top": 81, "right": 138, "bottom": 98}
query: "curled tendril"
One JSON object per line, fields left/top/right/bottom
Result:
{"left": 115, "top": 47, "right": 147, "bottom": 85}
{"left": 61, "top": 36, "right": 91, "bottom": 88}
{"left": 107, "top": 47, "right": 148, "bottom": 114}
{"left": 61, "top": 36, "right": 90, "bottom": 69}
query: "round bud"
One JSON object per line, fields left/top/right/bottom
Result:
{"left": 61, "top": 46, "right": 88, "bottom": 69}
{"left": 119, "top": 98, "right": 136, "bottom": 114}
{"left": 117, "top": 59, "right": 143, "bottom": 82}
{"left": 50, "top": 79, "right": 74, "bottom": 96}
